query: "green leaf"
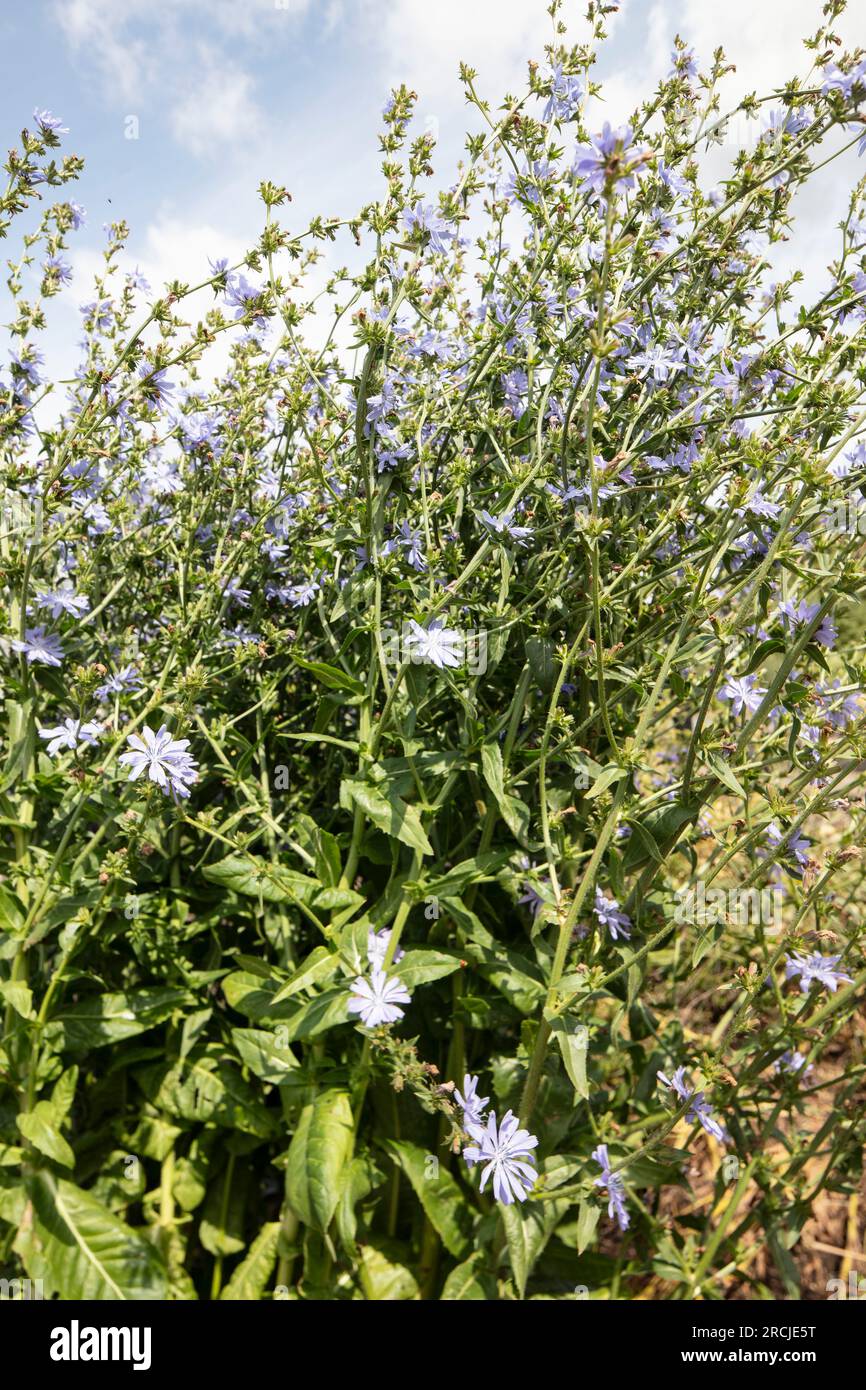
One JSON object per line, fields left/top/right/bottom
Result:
{"left": 383, "top": 1140, "right": 474, "bottom": 1258}
{"left": 0, "top": 979, "right": 34, "bottom": 1020}
{"left": 202, "top": 856, "right": 320, "bottom": 904}
{"left": 150, "top": 1052, "right": 277, "bottom": 1137}
{"left": 441, "top": 1250, "right": 495, "bottom": 1300}
{"left": 584, "top": 763, "right": 627, "bottom": 801}
{"left": 576, "top": 1199, "right": 601, "bottom": 1255}
{"left": 57, "top": 986, "right": 190, "bottom": 1051}
{"left": 0, "top": 885, "right": 26, "bottom": 936}
{"left": 357, "top": 1239, "right": 420, "bottom": 1300}
{"left": 270, "top": 946, "right": 340, "bottom": 1004}
{"left": 285, "top": 1089, "right": 354, "bottom": 1232}
{"left": 501, "top": 1194, "right": 566, "bottom": 1299}
{"left": 480, "top": 742, "right": 530, "bottom": 844}
{"left": 395, "top": 949, "right": 463, "bottom": 989}
{"left": 340, "top": 777, "right": 433, "bottom": 855}
{"left": 707, "top": 750, "right": 747, "bottom": 800}
{"left": 15, "top": 1172, "right": 167, "bottom": 1300}
{"left": 200, "top": 1164, "right": 250, "bottom": 1257}
{"left": 336, "top": 1151, "right": 385, "bottom": 1254}
{"left": 231, "top": 1027, "right": 300, "bottom": 1083}
{"left": 526, "top": 635, "right": 557, "bottom": 691}
{"left": 293, "top": 653, "right": 365, "bottom": 695}
{"left": 220, "top": 1222, "right": 281, "bottom": 1301}
{"left": 279, "top": 988, "right": 349, "bottom": 1042}
{"left": 550, "top": 1017, "right": 589, "bottom": 1100}
{"left": 17, "top": 1103, "right": 75, "bottom": 1169}
{"left": 743, "top": 638, "right": 786, "bottom": 675}
{"left": 623, "top": 802, "right": 697, "bottom": 872}
{"left": 416, "top": 851, "right": 510, "bottom": 899}
{"left": 312, "top": 886, "right": 364, "bottom": 913}
{"left": 222, "top": 970, "right": 296, "bottom": 1022}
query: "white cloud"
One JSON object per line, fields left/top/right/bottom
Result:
{"left": 170, "top": 56, "right": 264, "bottom": 158}
{"left": 365, "top": 0, "right": 554, "bottom": 144}
{"left": 680, "top": 0, "right": 862, "bottom": 101}
{"left": 52, "top": 0, "right": 310, "bottom": 143}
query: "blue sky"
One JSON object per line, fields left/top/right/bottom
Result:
{"left": 2, "top": 0, "right": 863, "bottom": 382}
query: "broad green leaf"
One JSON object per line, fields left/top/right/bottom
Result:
{"left": 285, "top": 1089, "right": 354, "bottom": 1232}
{"left": 231, "top": 1027, "right": 300, "bottom": 1083}
{"left": 270, "top": 946, "right": 340, "bottom": 1004}
{"left": 0, "top": 979, "right": 34, "bottom": 1020}
{"left": 312, "top": 886, "right": 365, "bottom": 913}
{"left": 15, "top": 1172, "right": 167, "bottom": 1300}
{"left": 279, "top": 988, "right": 349, "bottom": 1042}
{"left": 501, "top": 1191, "right": 569, "bottom": 1299}
{"left": 415, "top": 852, "right": 510, "bottom": 898}
{"left": 336, "top": 1151, "right": 385, "bottom": 1253}
{"left": 57, "top": 986, "right": 190, "bottom": 1051}
{"left": 50, "top": 1066, "right": 78, "bottom": 1124}
{"left": 441, "top": 1250, "right": 495, "bottom": 1300}
{"left": 550, "top": 1016, "right": 589, "bottom": 1100}
{"left": 222, "top": 970, "right": 296, "bottom": 1022}
{"left": 202, "top": 856, "right": 320, "bottom": 904}
{"left": 357, "top": 1239, "right": 420, "bottom": 1300}
{"left": 340, "top": 777, "right": 433, "bottom": 855}
{"left": 395, "top": 949, "right": 463, "bottom": 989}
{"left": 384, "top": 1140, "right": 474, "bottom": 1258}
{"left": 149, "top": 1052, "right": 276, "bottom": 1137}
{"left": 17, "top": 1103, "right": 74, "bottom": 1169}
{"left": 220, "top": 1222, "right": 280, "bottom": 1300}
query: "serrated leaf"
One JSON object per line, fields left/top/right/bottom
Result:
{"left": 501, "top": 1194, "right": 567, "bottom": 1300}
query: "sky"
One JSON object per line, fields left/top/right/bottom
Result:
{"left": 1, "top": 0, "right": 863, "bottom": 384}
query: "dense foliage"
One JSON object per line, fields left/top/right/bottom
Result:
{"left": 1, "top": 0, "right": 865, "bottom": 1301}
